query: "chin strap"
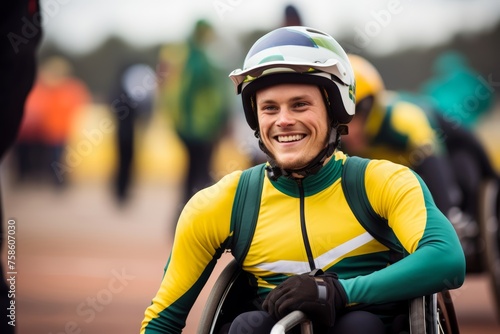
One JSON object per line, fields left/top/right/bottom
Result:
{"left": 257, "top": 125, "right": 348, "bottom": 181}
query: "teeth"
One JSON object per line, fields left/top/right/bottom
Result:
{"left": 278, "top": 134, "right": 304, "bottom": 142}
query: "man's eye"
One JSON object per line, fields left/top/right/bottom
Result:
{"left": 293, "top": 102, "right": 308, "bottom": 109}
{"left": 261, "top": 105, "right": 277, "bottom": 112}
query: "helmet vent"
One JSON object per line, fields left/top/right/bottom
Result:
{"left": 305, "top": 28, "right": 328, "bottom": 36}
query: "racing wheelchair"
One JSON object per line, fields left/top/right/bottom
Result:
{"left": 198, "top": 259, "right": 460, "bottom": 334}
{"left": 448, "top": 163, "right": 500, "bottom": 320}
{"left": 433, "top": 112, "right": 500, "bottom": 321}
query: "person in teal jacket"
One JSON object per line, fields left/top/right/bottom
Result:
{"left": 420, "top": 51, "right": 495, "bottom": 129}
{"left": 141, "top": 26, "right": 465, "bottom": 334}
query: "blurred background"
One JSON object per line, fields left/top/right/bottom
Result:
{"left": 1, "top": 0, "right": 500, "bottom": 333}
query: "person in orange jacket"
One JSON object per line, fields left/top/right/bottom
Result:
{"left": 16, "top": 55, "right": 91, "bottom": 186}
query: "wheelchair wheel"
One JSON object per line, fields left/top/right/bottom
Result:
{"left": 479, "top": 178, "right": 500, "bottom": 321}
{"left": 409, "top": 291, "right": 459, "bottom": 334}
{"left": 198, "top": 260, "right": 258, "bottom": 334}
{"left": 436, "top": 290, "right": 460, "bottom": 334}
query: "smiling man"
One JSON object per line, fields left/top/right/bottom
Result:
{"left": 141, "top": 26, "right": 465, "bottom": 334}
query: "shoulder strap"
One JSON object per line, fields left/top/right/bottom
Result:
{"left": 229, "top": 163, "right": 266, "bottom": 265}
{"left": 341, "top": 156, "right": 403, "bottom": 255}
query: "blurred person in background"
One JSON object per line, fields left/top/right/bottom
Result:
{"left": 0, "top": 1, "right": 42, "bottom": 333}
{"left": 14, "top": 55, "right": 91, "bottom": 188}
{"left": 157, "top": 19, "right": 230, "bottom": 217}
{"left": 282, "top": 3, "right": 303, "bottom": 27}
{"left": 108, "top": 62, "right": 156, "bottom": 204}
{"left": 342, "top": 54, "right": 498, "bottom": 272}
{"left": 420, "top": 50, "right": 496, "bottom": 129}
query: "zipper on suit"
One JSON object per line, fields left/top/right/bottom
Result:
{"left": 296, "top": 179, "right": 316, "bottom": 271}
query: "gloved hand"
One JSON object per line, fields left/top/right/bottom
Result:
{"left": 262, "top": 269, "right": 347, "bottom": 327}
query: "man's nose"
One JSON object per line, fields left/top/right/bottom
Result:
{"left": 276, "top": 108, "right": 295, "bottom": 127}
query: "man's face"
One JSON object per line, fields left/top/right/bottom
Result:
{"left": 256, "top": 83, "right": 329, "bottom": 170}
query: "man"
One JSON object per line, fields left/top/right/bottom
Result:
{"left": 141, "top": 26, "right": 465, "bottom": 334}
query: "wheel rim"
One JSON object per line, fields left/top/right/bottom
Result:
{"left": 479, "top": 178, "right": 500, "bottom": 320}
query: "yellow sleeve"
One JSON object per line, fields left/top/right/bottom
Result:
{"left": 390, "top": 101, "right": 439, "bottom": 154}
{"left": 141, "top": 171, "right": 241, "bottom": 333}
{"left": 364, "top": 159, "right": 427, "bottom": 253}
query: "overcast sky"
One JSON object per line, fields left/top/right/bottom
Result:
{"left": 40, "top": 0, "right": 500, "bottom": 56}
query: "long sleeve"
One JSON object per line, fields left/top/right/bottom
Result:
{"left": 141, "top": 172, "right": 241, "bottom": 333}
{"left": 340, "top": 159, "right": 466, "bottom": 304}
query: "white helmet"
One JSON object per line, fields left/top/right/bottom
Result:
{"left": 229, "top": 26, "right": 356, "bottom": 130}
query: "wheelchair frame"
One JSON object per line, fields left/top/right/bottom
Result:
{"left": 479, "top": 178, "right": 500, "bottom": 320}
{"left": 198, "top": 259, "right": 460, "bottom": 334}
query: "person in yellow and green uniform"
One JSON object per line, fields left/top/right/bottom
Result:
{"left": 141, "top": 26, "right": 465, "bottom": 334}
{"left": 343, "top": 54, "right": 499, "bottom": 273}
{"left": 167, "top": 19, "right": 231, "bottom": 209}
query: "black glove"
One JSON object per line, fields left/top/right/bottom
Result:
{"left": 262, "top": 269, "right": 347, "bottom": 327}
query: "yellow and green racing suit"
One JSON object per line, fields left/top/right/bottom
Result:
{"left": 141, "top": 151, "right": 465, "bottom": 333}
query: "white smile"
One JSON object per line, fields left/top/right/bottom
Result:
{"left": 277, "top": 134, "right": 305, "bottom": 143}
